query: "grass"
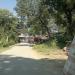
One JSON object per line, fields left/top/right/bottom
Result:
{"left": 0, "top": 42, "right": 16, "bottom": 53}
{"left": 33, "top": 39, "right": 65, "bottom": 56}
{"left": 0, "top": 47, "right": 9, "bottom": 53}
{"left": 34, "top": 44, "right": 61, "bottom": 55}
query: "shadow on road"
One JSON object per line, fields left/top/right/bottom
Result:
{"left": 0, "top": 55, "right": 66, "bottom": 75}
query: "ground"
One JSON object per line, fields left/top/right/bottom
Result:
{"left": 0, "top": 43, "right": 67, "bottom": 75}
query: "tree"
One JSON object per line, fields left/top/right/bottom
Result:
{"left": 44, "top": 0, "right": 75, "bottom": 40}
{"left": 16, "top": 0, "right": 41, "bottom": 17}
{"left": 31, "top": 0, "right": 51, "bottom": 38}
{"left": 15, "top": 0, "right": 41, "bottom": 34}
{"left": 0, "top": 9, "right": 18, "bottom": 47}
{"left": 16, "top": 0, "right": 75, "bottom": 40}
{"left": 63, "top": 0, "right": 75, "bottom": 40}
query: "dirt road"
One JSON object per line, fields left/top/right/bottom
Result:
{"left": 0, "top": 44, "right": 67, "bottom": 75}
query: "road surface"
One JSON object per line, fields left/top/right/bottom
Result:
{"left": 0, "top": 44, "right": 66, "bottom": 75}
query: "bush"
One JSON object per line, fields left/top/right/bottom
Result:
{"left": 0, "top": 36, "right": 17, "bottom": 47}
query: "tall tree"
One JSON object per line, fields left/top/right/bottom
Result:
{"left": 16, "top": 0, "right": 41, "bottom": 34}
{"left": 44, "top": 0, "right": 75, "bottom": 40}
{"left": 32, "top": 0, "right": 51, "bottom": 38}
{"left": 16, "top": 0, "right": 40, "bottom": 17}
{"left": 0, "top": 9, "right": 18, "bottom": 47}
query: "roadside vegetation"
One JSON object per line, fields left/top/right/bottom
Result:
{"left": 0, "top": 47, "right": 10, "bottom": 53}
{"left": 33, "top": 37, "right": 64, "bottom": 55}
{"left": 16, "top": 0, "right": 75, "bottom": 54}
{"left": 0, "top": 9, "right": 18, "bottom": 48}
{"left": 0, "top": 0, "right": 75, "bottom": 54}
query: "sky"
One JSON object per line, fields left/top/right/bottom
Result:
{"left": 0, "top": 0, "right": 16, "bottom": 15}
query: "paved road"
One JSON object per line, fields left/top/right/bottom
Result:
{"left": 0, "top": 44, "right": 66, "bottom": 75}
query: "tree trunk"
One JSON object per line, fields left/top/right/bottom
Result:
{"left": 39, "top": 17, "right": 51, "bottom": 39}
{"left": 65, "top": 7, "right": 74, "bottom": 40}
{"left": 44, "top": 25, "right": 51, "bottom": 39}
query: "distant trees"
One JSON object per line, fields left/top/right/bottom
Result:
{"left": 16, "top": 0, "right": 75, "bottom": 41}
{"left": 16, "top": 0, "right": 52, "bottom": 39}
{"left": 15, "top": 0, "right": 41, "bottom": 35}
{"left": 16, "top": 0, "right": 40, "bottom": 18}
{"left": 0, "top": 9, "right": 18, "bottom": 47}
{"left": 30, "top": 0, "right": 51, "bottom": 38}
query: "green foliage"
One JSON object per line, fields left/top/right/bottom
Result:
{"left": 16, "top": 0, "right": 41, "bottom": 34}
{"left": 0, "top": 9, "right": 18, "bottom": 47}
{"left": 33, "top": 38, "right": 62, "bottom": 55}
{"left": 16, "top": 0, "right": 75, "bottom": 49}
{"left": 54, "top": 33, "right": 66, "bottom": 48}
{"left": 16, "top": 0, "right": 40, "bottom": 17}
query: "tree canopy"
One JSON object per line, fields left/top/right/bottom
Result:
{"left": 0, "top": 9, "right": 18, "bottom": 47}
{"left": 16, "top": 0, "right": 75, "bottom": 41}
